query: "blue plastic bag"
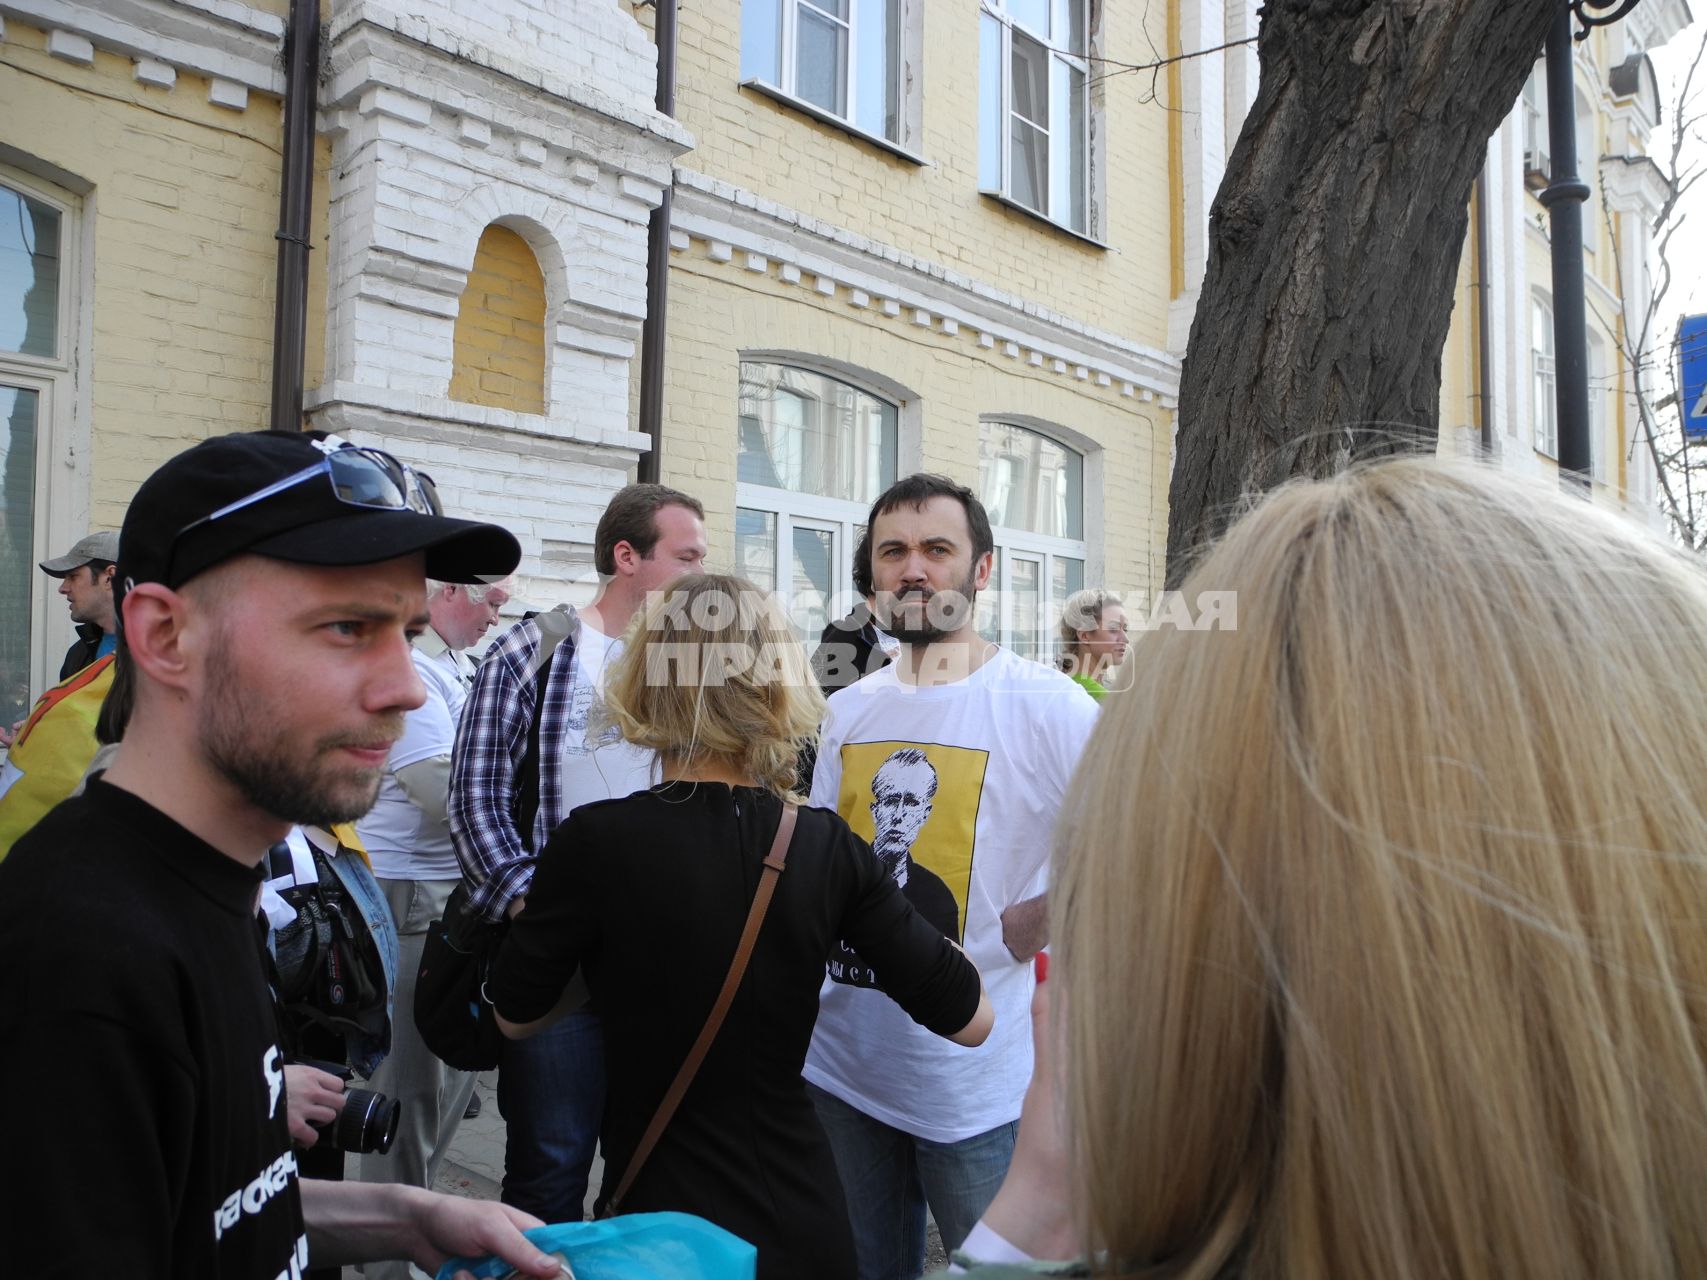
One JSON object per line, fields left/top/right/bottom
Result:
{"left": 433, "top": 1211, "right": 757, "bottom": 1280}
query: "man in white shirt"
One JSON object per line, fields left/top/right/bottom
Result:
{"left": 449, "top": 484, "right": 707, "bottom": 1222}
{"left": 356, "top": 576, "right": 508, "bottom": 1278}
{"left": 805, "top": 474, "right": 1099, "bottom": 1280}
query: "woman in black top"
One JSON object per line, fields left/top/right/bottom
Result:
{"left": 488, "top": 574, "right": 992, "bottom": 1280}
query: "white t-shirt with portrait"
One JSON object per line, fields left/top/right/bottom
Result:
{"left": 804, "top": 645, "right": 1099, "bottom": 1142}
{"left": 558, "top": 623, "right": 657, "bottom": 817}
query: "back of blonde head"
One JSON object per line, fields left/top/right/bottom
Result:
{"left": 1056, "top": 458, "right": 1707, "bottom": 1279}
{"left": 601, "top": 573, "right": 823, "bottom": 800}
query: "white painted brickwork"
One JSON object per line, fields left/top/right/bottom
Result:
{"left": 310, "top": 0, "right": 690, "bottom": 596}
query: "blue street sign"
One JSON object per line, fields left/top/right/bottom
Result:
{"left": 1682, "top": 314, "right": 1707, "bottom": 438}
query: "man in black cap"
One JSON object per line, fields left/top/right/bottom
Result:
{"left": 0, "top": 432, "right": 562, "bottom": 1280}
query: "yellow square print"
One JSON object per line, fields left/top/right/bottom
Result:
{"left": 836, "top": 740, "right": 991, "bottom": 942}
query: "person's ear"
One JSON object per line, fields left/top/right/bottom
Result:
{"left": 972, "top": 550, "right": 994, "bottom": 592}
{"left": 98, "top": 564, "right": 117, "bottom": 590}
{"left": 610, "top": 539, "right": 640, "bottom": 578}
{"left": 121, "top": 583, "right": 199, "bottom": 694}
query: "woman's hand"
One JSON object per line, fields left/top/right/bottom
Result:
{"left": 971, "top": 976, "right": 1079, "bottom": 1260}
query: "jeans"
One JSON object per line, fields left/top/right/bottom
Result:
{"left": 496, "top": 1007, "right": 606, "bottom": 1222}
{"left": 358, "top": 877, "right": 480, "bottom": 1280}
{"left": 808, "top": 1083, "right": 1018, "bottom": 1280}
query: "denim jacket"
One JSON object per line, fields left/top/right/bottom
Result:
{"left": 262, "top": 825, "right": 399, "bottom": 1079}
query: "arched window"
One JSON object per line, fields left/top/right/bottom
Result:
{"left": 977, "top": 420, "right": 1085, "bottom": 660}
{"left": 735, "top": 360, "right": 899, "bottom": 639}
{"left": 449, "top": 224, "right": 547, "bottom": 414}
{"left": 1, "top": 167, "right": 80, "bottom": 725}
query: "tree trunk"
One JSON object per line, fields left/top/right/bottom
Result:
{"left": 1166, "top": 0, "right": 1559, "bottom": 582}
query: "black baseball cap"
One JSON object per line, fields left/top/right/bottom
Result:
{"left": 117, "top": 431, "right": 521, "bottom": 613}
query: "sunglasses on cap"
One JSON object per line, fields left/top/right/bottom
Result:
{"left": 170, "top": 441, "right": 443, "bottom": 551}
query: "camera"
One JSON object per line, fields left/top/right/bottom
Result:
{"left": 298, "top": 1059, "right": 400, "bottom": 1155}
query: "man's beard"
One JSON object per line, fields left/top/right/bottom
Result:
{"left": 877, "top": 568, "right": 979, "bottom": 646}
{"left": 201, "top": 635, "right": 398, "bottom": 827}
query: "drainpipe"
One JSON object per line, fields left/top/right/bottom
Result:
{"left": 1474, "top": 169, "right": 1494, "bottom": 454}
{"left": 636, "top": 0, "right": 679, "bottom": 484}
{"left": 1540, "top": 3, "right": 1591, "bottom": 487}
{"left": 269, "top": 0, "right": 319, "bottom": 434}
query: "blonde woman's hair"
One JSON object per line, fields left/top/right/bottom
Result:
{"left": 600, "top": 573, "right": 825, "bottom": 800}
{"left": 1057, "top": 588, "right": 1121, "bottom": 668}
{"left": 1055, "top": 457, "right": 1707, "bottom": 1279}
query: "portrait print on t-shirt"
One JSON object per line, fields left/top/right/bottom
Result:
{"left": 829, "top": 740, "right": 988, "bottom": 988}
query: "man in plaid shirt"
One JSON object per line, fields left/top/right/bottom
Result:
{"left": 449, "top": 483, "right": 707, "bottom": 1223}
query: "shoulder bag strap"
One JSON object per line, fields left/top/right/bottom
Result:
{"left": 604, "top": 802, "right": 798, "bottom": 1216}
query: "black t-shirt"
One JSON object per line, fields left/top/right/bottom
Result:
{"left": 0, "top": 779, "right": 307, "bottom": 1278}
{"left": 489, "top": 783, "right": 979, "bottom": 1280}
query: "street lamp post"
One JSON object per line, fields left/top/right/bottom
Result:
{"left": 1541, "top": 0, "right": 1642, "bottom": 488}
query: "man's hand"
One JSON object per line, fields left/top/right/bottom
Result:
{"left": 505, "top": 895, "right": 527, "bottom": 920}
{"left": 283, "top": 1064, "right": 346, "bottom": 1148}
{"left": 0, "top": 716, "right": 23, "bottom": 748}
{"left": 1000, "top": 893, "right": 1049, "bottom": 962}
{"left": 300, "top": 1181, "right": 563, "bottom": 1276}
{"left": 402, "top": 1187, "right": 563, "bottom": 1279}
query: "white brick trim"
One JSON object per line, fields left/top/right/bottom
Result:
{"left": 671, "top": 170, "right": 1182, "bottom": 400}
{"left": 2, "top": 0, "right": 284, "bottom": 93}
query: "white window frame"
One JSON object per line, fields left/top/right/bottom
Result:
{"left": 1532, "top": 292, "right": 1558, "bottom": 459}
{"left": 1522, "top": 64, "right": 1551, "bottom": 188}
{"left": 979, "top": 0, "right": 1098, "bottom": 241}
{"left": 1, "top": 164, "right": 85, "bottom": 713}
{"left": 736, "top": 486, "right": 871, "bottom": 635}
{"left": 977, "top": 419, "right": 1087, "bottom": 662}
{"left": 740, "top": 0, "right": 924, "bottom": 161}
{"left": 734, "top": 360, "right": 902, "bottom": 637}
{"left": 1586, "top": 328, "right": 1607, "bottom": 483}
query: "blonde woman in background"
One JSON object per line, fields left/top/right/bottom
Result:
{"left": 958, "top": 458, "right": 1707, "bottom": 1279}
{"left": 487, "top": 573, "right": 992, "bottom": 1280}
{"left": 1056, "top": 590, "right": 1127, "bottom": 700}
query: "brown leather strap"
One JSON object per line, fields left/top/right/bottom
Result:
{"left": 604, "top": 802, "right": 798, "bottom": 1216}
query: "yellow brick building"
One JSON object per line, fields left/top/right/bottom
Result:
{"left": 1, "top": 4, "right": 303, "bottom": 722}
{"left": 0, "top": 0, "right": 683, "bottom": 725}
{"left": 645, "top": 0, "right": 1184, "bottom": 655}
{"left": 1436, "top": 2, "right": 1690, "bottom": 518}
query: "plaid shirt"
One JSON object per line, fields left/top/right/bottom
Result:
{"left": 448, "top": 608, "right": 581, "bottom": 922}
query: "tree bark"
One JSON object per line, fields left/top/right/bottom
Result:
{"left": 1166, "top": 0, "right": 1559, "bottom": 582}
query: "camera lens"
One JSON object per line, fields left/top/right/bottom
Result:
{"left": 327, "top": 1087, "right": 400, "bottom": 1155}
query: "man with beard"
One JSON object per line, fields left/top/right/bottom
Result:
{"left": 0, "top": 432, "right": 562, "bottom": 1280}
{"left": 805, "top": 473, "right": 1099, "bottom": 1280}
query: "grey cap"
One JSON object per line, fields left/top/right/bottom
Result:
{"left": 39, "top": 531, "right": 121, "bottom": 577}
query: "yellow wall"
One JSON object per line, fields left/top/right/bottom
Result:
{"left": 1, "top": 21, "right": 291, "bottom": 529}
{"left": 659, "top": 251, "right": 1172, "bottom": 601}
{"left": 649, "top": 1, "right": 1175, "bottom": 350}
{"left": 449, "top": 225, "right": 548, "bottom": 414}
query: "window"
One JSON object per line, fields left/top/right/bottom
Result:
{"left": 1575, "top": 87, "right": 1597, "bottom": 255}
{"left": 1532, "top": 293, "right": 1557, "bottom": 459}
{"left": 977, "top": 421, "right": 1085, "bottom": 661}
{"left": 1522, "top": 64, "right": 1550, "bottom": 190}
{"left": 1587, "top": 328, "right": 1607, "bottom": 481}
{"left": 979, "top": 0, "right": 1092, "bottom": 236}
{"left": 735, "top": 361, "right": 899, "bottom": 640}
{"left": 1, "top": 170, "right": 78, "bottom": 729}
{"left": 742, "top": 0, "right": 904, "bottom": 147}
